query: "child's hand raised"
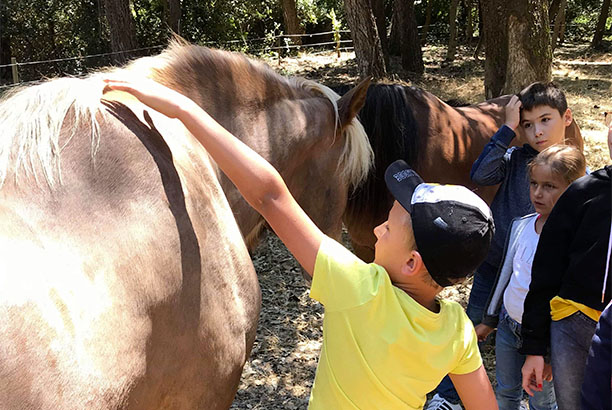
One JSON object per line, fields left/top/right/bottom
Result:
{"left": 474, "top": 323, "right": 494, "bottom": 342}
{"left": 103, "top": 78, "right": 195, "bottom": 120}
{"left": 504, "top": 95, "right": 522, "bottom": 131}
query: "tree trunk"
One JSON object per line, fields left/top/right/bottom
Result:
{"left": 465, "top": 0, "right": 474, "bottom": 44}
{"left": 591, "top": 0, "right": 611, "bottom": 49}
{"left": 395, "top": 0, "right": 423, "bottom": 74}
{"left": 101, "top": 0, "right": 138, "bottom": 64}
{"left": 482, "top": 0, "right": 508, "bottom": 98}
{"left": 559, "top": 11, "right": 567, "bottom": 44}
{"left": 370, "top": 0, "right": 389, "bottom": 64}
{"left": 551, "top": 0, "right": 566, "bottom": 50}
{"left": 0, "top": 4, "right": 11, "bottom": 85}
{"left": 473, "top": 0, "right": 484, "bottom": 58}
{"left": 503, "top": 0, "right": 552, "bottom": 94}
{"left": 344, "top": 0, "right": 387, "bottom": 78}
{"left": 162, "top": 0, "right": 181, "bottom": 34}
{"left": 483, "top": 0, "right": 551, "bottom": 97}
{"left": 280, "top": 0, "right": 304, "bottom": 45}
{"left": 446, "top": 0, "right": 460, "bottom": 61}
{"left": 389, "top": 8, "right": 400, "bottom": 55}
{"left": 549, "top": 0, "right": 560, "bottom": 23}
{"left": 421, "top": 0, "right": 433, "bottom": 44}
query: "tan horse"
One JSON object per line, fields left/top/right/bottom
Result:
{"left": 0, "top": 43, "right": 372, "bottom": 409}
{"left": 341, "top": 83, "right": 583, "bottom": 261}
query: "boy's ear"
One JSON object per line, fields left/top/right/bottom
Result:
{"left": 563, "top": 108, "right": 573, "bottom": 127}
{"left": 401, "top": 250, "right": 426, "bottom": 277}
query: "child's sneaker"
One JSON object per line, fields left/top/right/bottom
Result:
{"left": 425, "top": 393, "right": 462, "bottom": 410}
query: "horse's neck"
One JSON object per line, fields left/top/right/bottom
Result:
{"left": 160, "top": 63, "right": 329, "bottom": 244}
{"left": 454, "top": 95, "right": 509, "bottom": 134}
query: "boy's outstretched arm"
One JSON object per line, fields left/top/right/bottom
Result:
{"left": 450, "top": 365, "right": 498, "bottom": 410}
{"left": 103, "top": 78, "right": 323, "bottom": 276}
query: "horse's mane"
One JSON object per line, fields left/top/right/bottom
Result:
{"left": 445, "top": 98, "right": 471, "bottom": 107}
{"left": 0, "top": 77, "right": 103, "bottom": 188}
{"left": 0, "top": 41, "right": 372, "bottom": 190}
{"left": 340, "top": 83, "right": 422, "bottom": 222}
{"left": 129, "top": 40, "right": 372, "bottom": 188}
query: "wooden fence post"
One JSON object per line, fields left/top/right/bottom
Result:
{"left": 11, "top": 57, "right": 18, "bottom": 84}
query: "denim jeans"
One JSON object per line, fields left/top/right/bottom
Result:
{"left": 496, "top": 307, "right": 557, "bottom": 410}
{"left": 465, "top": 261, "right": 498, "bottom": 325}
{"left": 434, "top": 262, "right": 498, "bottom": 404}
{"left": 550, "top": 311, "right": 597, "bottom": 410}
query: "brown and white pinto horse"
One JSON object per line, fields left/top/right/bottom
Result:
{"left": 340, "top": 83, "right": 583, "bottom": 261}
{"left": 0, "top": 42, "right": 372, "bottom": 409}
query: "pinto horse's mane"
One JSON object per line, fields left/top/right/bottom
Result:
{"left": 0, "top": 41, "right": 372, "bottom": 190}
{"left": 337, "top": 83, "right": 423, "bottom": 223}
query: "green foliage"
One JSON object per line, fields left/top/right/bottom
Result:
{"left": 180, "top": 0, "right": 282, "bottom": 47}
{"left": 297, "top": 0, "right": 346, "bottom": 30}
{"left": 2, "top": 0, "right": 608, "bottom": 85}
{"left": 564, "top": 0, "right": 609, "bottom": 41}
{"left": 2, "top": 0, "right": 108, "bottom": 81}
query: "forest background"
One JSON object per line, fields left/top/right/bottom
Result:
{"left": 1, "top": 0, "right": 611, "bottom": 408}
{"left": 1, "top": 0, "right": 611, "bottom": 91}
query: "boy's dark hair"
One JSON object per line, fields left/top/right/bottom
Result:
{"left": 518, "top": 82, "right": 568, "bottom": 116}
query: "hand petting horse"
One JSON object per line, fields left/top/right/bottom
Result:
{"left": 338, "top": 83, "right": 583, "bottom": 261}
{"left": 0, "top": 41, "right": 372, "bottom": 410}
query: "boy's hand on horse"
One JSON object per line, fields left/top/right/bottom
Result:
{"left": 101, "top": 77, "right": 323, "bottom": 277}
{"left": 474, "top": 323, "right": 494, "bottom": 342}
{"left": 103, "top": 78, "right": 194, "bottom": 120}
{"left": 521, "top": 354, "right": 545, "bottom": 396}
{"left": 504, "top": 95, "right": 522, "bottom": 131}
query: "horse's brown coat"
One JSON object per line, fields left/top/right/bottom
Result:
{"left": 0, "top": 44, "right": 372, "bottom": 409}
{"left": 343, "top": 85, "right": 583, "bottom": 261}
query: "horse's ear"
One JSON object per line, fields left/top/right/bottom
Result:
{"left": 337, "top": 77, "right": 371, "bottom": 129}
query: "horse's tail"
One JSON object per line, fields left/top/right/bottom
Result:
{"left": 343, "top": 83, "right": 421, "bottom": 222}
{"left": 0, "top": 77, "right": 105, "bottom": 189}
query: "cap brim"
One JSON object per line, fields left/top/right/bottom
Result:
{"left": 384, "top": 160, "right": 424, "bottom": 213}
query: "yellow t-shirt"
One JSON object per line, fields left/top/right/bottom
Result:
{"left": 308, "top": 237, "right": 482, "bottom": 410}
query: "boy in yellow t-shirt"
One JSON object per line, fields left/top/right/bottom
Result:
{"left": 103, "top": 78, "right": 498, "bottom": 410}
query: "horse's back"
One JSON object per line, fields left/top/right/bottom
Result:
{"left": 0, "top": 87, "right": 259, "bottom": 409}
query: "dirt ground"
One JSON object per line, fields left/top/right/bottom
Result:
{"left": 230, "top": 42, "right": 611, "bottom": 409}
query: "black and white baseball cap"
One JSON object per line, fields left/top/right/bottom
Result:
{"left": 384, "top": 160, "right": 494, "bottom": 287}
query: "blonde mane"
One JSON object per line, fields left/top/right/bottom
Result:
{"left": 0, "top": 42, "right": 372, "bottom": 190}
{"left": 0, "top": 77, "right": 103, "bottom": 188}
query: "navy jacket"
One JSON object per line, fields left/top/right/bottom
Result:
{"left": 471, "top": 125, "right": 537, "bottom": 271}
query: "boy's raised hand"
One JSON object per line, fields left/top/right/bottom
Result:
{"left": 103, "top": 78, "right": 194, "bottom": 120}
{"left": 504, "top": 95, "right": 522, "bottom": 131}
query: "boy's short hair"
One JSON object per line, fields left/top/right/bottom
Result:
{"left": 385, "top": 161, "right": 495, "bottom": 287}
{"left": 518, "top": 82, "right": 568, "bottom": 116}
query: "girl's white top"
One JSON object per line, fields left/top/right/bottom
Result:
{"left": 504, "top": 216, "right": 540, "bottom": 324}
